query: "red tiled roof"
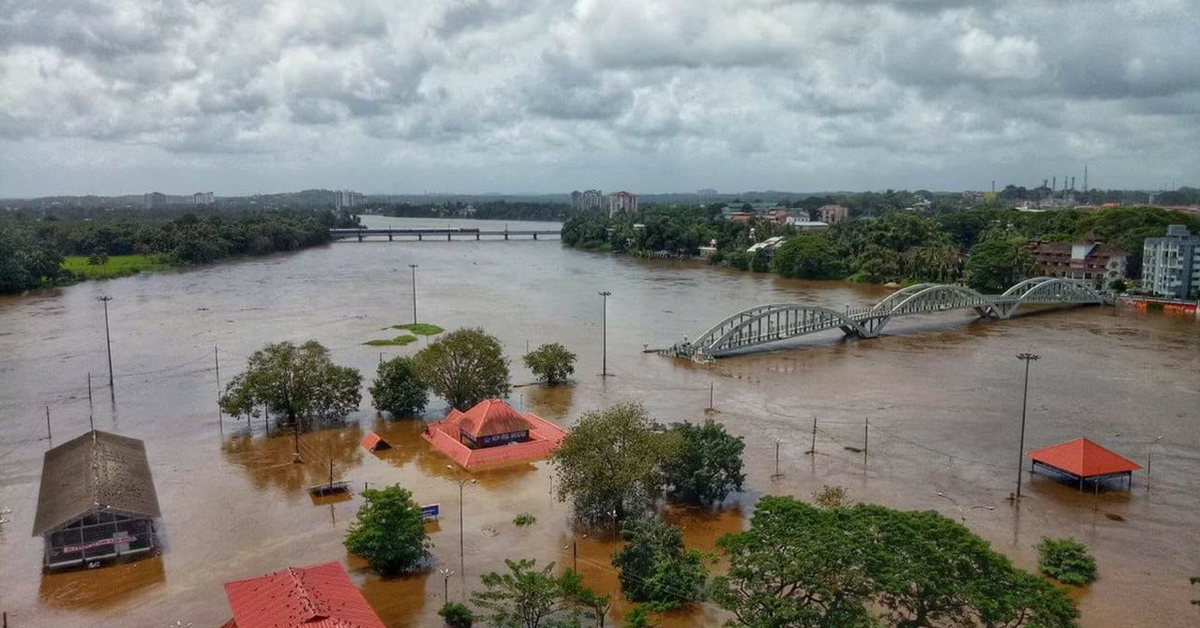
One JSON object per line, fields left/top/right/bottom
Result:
{"left": 457, "top": 399, "right": 532, "bottom": 437}
{"left": 222, "top": 562, "right": 385, "bottom": 628}
{"left": 1027, "top": 438, "right": 1142, "bottom": 478}
{"left": 423, "top": 400, "right": 567, "bottom": 470}
{"left": 360, "top": 432, "right": 390, "bottom": 452}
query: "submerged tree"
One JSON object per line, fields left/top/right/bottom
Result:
{"left": 662, "top": 420, "right": 745, "bottom": 506}
{"left": 414, "top": 327, "right": 511, "bottom": 409}
{"left": 471, "top": 559, "right": 583, "bottom": 628}
{"left": 219, "top": 340, "right": 361, "bottom": 426}
{"left": 370, "top": 355, "right": 428, "bottom": 417}
{"left": 552, "top": 403, "right": 679, "bottom": 523}
{"left": 611, "top": 516, "right": 708, "bottom": 609}
{"left": 344, "top": 485, "right": 431, "bottom": 576}
{"left": 523, "top": 343, "right": 577, "bottom": 385}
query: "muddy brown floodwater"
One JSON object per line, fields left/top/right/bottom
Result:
{"left": 1, "top": 216, "right": 1198, "bottom": 628}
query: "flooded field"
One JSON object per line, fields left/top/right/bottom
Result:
{"left": 1, "top": 216, "right": 1198, "bottom": 627}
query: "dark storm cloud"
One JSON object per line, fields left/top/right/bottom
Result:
{"left": 0, "top": 0, "right": 1196, "bottom": 195}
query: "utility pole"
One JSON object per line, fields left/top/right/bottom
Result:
{"left": 1015, "top": 353, "right": 1040, "bottom": 501}
{"left": 409, "top": 264, "right": 419, "bottom": 324}
{"left": 87, "top": 372, "right": 93, "bottom": 413}
{"left": 707, "top": 382, "right": 714, "bottom": 412}
{"left": 97, "top": 296, "right": 114, "bottom": 392}
{"left": 807, "top": 417, "right": 817, "bottom": 455}
{"left": 446, "top": 466, "right": 476, "bottom": 600}
{"left": 598, "top": 291, "right": 612, "bottom": 377}
{"left": 215, "top": 347, "right": 222, "bottom": 432}
{"left": 771, "top": 440, "right": 782, "bottom": 479}
{"left": 292, "top": 422, "right": 302, "bottom": 463}
{"left": 45, "top": 406, "right": 51, "bottom": 441}
{"left": 864, "top": 417, "right": 869, "bottom": 460}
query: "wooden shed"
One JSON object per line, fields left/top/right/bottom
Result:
{"left": 32, "top": 430, "right": 161, "bottom": 569}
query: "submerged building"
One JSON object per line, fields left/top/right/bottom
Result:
{"left": 423, "top": 399, "right": 567, "bottom": 469}
{"left": 1142, "top": 225, "right": 1200, "bottom": 299}
{"left": 32, "top": 430, "right": 161, "bottom": 570}
{"left": 221, "top": 562, "right": 386, "bottom": 628}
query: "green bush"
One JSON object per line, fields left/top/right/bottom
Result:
{"left": 438, "top": 602, "right": 474, "bottom": 628}
{"left": 513, "top": 512, "right": 537, "bottom": 527}
{"left": 523, "top": 342, "right": 577, "bottom": 384}
{"left": 1037, "top": 537, "right": 1096, "bottom": 585}
{"left": 344, "top": 485, "right": 432, "bottom": 576}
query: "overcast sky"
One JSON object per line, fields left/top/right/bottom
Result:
{"left": 0, "top": 0, "right": 1196, "bottom": 197}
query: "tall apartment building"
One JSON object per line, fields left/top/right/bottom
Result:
{"left": 143, "top": 192, "right": 167, "bottom": 209}
{"left": 1027, "top": 240, "right": 1126, "bottom": 291}
{"left": 334, "top": 190, "right": 364, "bottom": 209}
{"left": 608, "top": 191, "right": 638, "bottom": 217}
{"left": 1142, "top": 225, "right": 1200, "bottom": 299}
{"left": 818, "top": 204, "right": 849, "bottom": 224}
{"left": 193, "top": 192, "right": 215, "bottom": 205}
{"left": 574, "top": 189, "right": 604, "bottom": 211}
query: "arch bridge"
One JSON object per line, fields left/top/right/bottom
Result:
{"left": 663, "top": 277, "right": 1102, "bottom": 362}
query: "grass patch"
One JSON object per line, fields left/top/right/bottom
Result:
{"left": 62, "top": 255, "right": 168, "bottom": 280}
{"left": 364, "top": 335, "right": 418, "bottom": 346}
{"left": 513, "top": 513, "right": 537, "bottom": 527}
{"left": 392, "top": 323, "right": 445, "bottom": 335}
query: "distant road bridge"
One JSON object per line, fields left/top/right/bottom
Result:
{"left": 330, "top": 227, "right": 561, "bottom": 242}
{"left": 664, "top": 277, "right": 1103, "bottom": 361}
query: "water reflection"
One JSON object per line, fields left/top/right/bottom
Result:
{"left": 39, "top": 556, "right": 166, "bottom": 611}
{"left": 221, "top": 422, "right": 365, "bottom": 499}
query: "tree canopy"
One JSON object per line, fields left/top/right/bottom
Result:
{"left": 523, "top": 342, "right": 577, "bottom": 385}
{"left": 552, "top": 403, "right": 679, "bottom": 523}
{"left": 344, "top": 485, "right": 432, "bottom": 576}
{"left": 964, "top": 236, "right": 1038, "bottom": 294}
{"left": 611, "top": 516, "right": 708, "bottom": 610}
{"left": 370, "top": 355, "right": 428, "bottom": 417}
{"left": 662, "top": 420, "right": 745, "bottom": 505}
{"left": 219, "top": 340, "right": 362, "bottom": 425}
{"left": 712, "top": 496, "right": 1079, "bottom": 628}
{"left": 414, "top": 327, "right": 512, "bottom": 409}
{"left": 471, "top": 559, "right": 603, "bottom": 628}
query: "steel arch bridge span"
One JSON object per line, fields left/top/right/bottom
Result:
{"left": 664, "top": 277, "right": 1102, "bottom": 361}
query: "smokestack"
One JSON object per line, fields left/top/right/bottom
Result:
{"left": 1071, "top": 176, "right": 1075, "bottom": 191}
{"left": 1052, "top": 176, "right": 1056, "bottom": 193}
{"left": 1084, "top": 165, "right": 1088, "bottom": 193}
{"left": 991, "top": 180, "right": 995, "bottom": 193}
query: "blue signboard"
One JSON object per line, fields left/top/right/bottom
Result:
{"left": 421, "top": 503, "right": 440, "bottom": 520}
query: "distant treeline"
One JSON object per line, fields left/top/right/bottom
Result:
{"left": 563, "top": 203, "right": 1200, "bottom": 293}
{"left": 0, "top": 208, "right": 360, "bottom": 294}
{"left": 368, "top": 200, "right": 574, "bottom": 222}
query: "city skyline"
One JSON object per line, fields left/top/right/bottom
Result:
{"left": 1, "top": 1, "right": 1197, "bottom": 197}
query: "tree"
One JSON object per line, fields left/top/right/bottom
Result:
{"left": 370, "top": 356, "right": 428, "bottom": 417}
{"left": 552, "top": 403, "right": 679, "bottom": 523}
{"left": 523, "top": 343, "right": 577, "bottom": 385}
{"left": 712, "top": 496, "right": 1080, "bottom": 628}
{"left": 219, "top": 340, "right": 361, "bottom": 426}
{"left": 770, "top": 233, "right": 846, "bottom": 279}
{"left": 662, "top": 420, "right": 745, "bottom": 505}
{"left": 811, "top": 485, "right": 849, "bottom": 509}
{"left": 611, "top": 516, "right": 708, "bottom": 610}
{"left": 471, "top": 559, "right": 582, "bottom": 628}
{"left": 344, "top": 485, "right": 432, "bottom": 576}
{"left": 414, "top": 327, "right": 511, "bottom": 409}
{"left": 622, "top": 606, "right": 658, "bottom": 628}
{"left": 1037, "top": 537, "right": 1097, "bottom": 585}
{"left": 561, "top": 569, "right": 613, "bottom": 628}
{"left": 439, "top": 602, "right": 475, "bottom": 628}
{"left": 0, "top": 223, "right": 63, "bottom": 294}
{"left": 964, "top": 236, "right": 1037, "bottom": 294}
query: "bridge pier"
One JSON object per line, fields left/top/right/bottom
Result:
{"left": 388, "top": 233, "right": 393, "bottom": 241}
{"left": 476, "top": 233, "right": 480, "bottom": 240}
{"left": 447, "top": 233, "right": 452, "bottom": 241}
{"left": 504, "top": 232, "right": 509, "bottom": 240}
{"left": 418, "top": 234, "right": 422, "bottom": 241}
{"left": 533, "top": 233, "right": 538, "bottom": 240}
{"left": 357, "top": 233, "right": 363, "bottom": 242}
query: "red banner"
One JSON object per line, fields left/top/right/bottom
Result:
{"left": 62, "top": 536, "right": 137, "bottom": 553}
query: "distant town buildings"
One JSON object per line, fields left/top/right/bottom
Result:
{"left": 193, "top": 192, "right": 214, "bottom": 206}
{"left": 697, "top": 188, "right": 718, "bottom": 196}
{"left": 818, "top": 204, "right": 849, "bottom": 224}
{"left": 333, "top": 190, "right": 364, "bottom": 209}
{"left": 569, "top": 189, "right": 605, "bottom": 211}
{"left": 1027, "top": 240, "right": 1127, "bottom": 291}
{"left": 1142, "top": 225, "right": 1200, "bottom": 299}
{"left": 143, "top": 192, "right": 167, "bottom": 209}
{"left": 609, "top": 191, "right": 639, "bottom": 216}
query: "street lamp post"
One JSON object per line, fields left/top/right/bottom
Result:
{"left": 937, "top": 492, "right": 994, "bottom": 524}
{"left": 409, "top": 264, "right": 419, "bottom": 324}
{"left": 97, "top": 296, "right": 114, "bottom": 390}
{"left": 438, "top": 567, "right": 455, "bottom": 602}
{"left": 446, "top": 465, "right": 476, "bottom": 600}
{"left": 598, "top": 291, "right": 612, "bottom": 377}
{"left": 1015, "top": 353, "right": 1041, "bottom": 501}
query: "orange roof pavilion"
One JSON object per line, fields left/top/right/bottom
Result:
{"left": 1027, "top": 438, "right": 1141, "bottom": 490}
{"left": 220, "top": 561, "right": 385, "bottom": 628}
{"left": 423, "top": 399, "right": 567, "bottom": 470}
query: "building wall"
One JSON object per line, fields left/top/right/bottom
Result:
{"left": 1028, "top": 241, "right": 1126, "bottom": 291}
{"left": 818, "top": 204, "right": 849, "bottom": 224}
{"left": 608, "top": 191, "right": 638, "bottom": 216}
{"left": 1143, "top": 226, "right": 1200, "bottom": 299}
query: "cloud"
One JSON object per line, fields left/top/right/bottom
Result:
{"left": 0, "top": 0, "right": 1196, "bottom": 196}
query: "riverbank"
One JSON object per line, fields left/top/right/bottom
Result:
{"left": 61, "top": 254, "right": 169, "bottom": 280}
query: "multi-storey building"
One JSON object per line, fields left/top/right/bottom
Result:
{"left": 608, "top": 191, "right": 638, "bottom": 216}
{"left": 1027, "top": 240, "right": 1127, "bottom": 291}
{"left": 334, "top": 190, "right": 364, "bottom": 210}
{"left": 193, "top": 192, "right": 214, "bottom": 206}
{"left": 143, "top": 192, "right": 167, "bottom": 209}
{"left": 1142, "top": 225, "right": 1200, "bottom": 299}
{"left": 580, "top": 189, "right": 604, "bottom": 211}
{"left": 818, "top": 204, "right": 849, "bottom": 224}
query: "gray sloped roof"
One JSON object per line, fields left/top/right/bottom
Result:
{"left": 32, "top": 430, "right": 161, "bottom": 536}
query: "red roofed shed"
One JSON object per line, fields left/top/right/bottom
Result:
{"left": 1027, "top": 438, "right": 1141, "bottom": 491}
{"left": 423, "top": 399, "right": 567, "bottom": 470}
{"left": 221, "top": 561, "right": 385, "bottom": 628}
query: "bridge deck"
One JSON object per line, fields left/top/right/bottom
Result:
{"left": 330, "top": 227, "right": 561, "bottom": 241}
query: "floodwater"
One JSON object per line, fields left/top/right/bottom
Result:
{"left": 1, "top": 215, "right": 1198, "bottom": 628}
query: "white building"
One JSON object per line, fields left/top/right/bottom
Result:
{"left": 334, "top": 190, "right": 364, "bottom": 209}
{"left": 608, "top": 191, "right": 639, "bottom": 216}
{"left": 193, "top": 192, "right": 214, "bottom": 206}
{"left": 1142, "top": 225, "right": 1200, "bottom": 299}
